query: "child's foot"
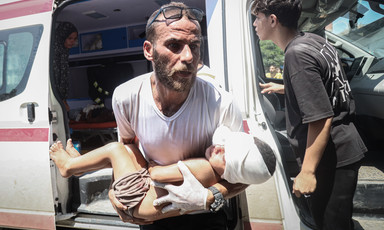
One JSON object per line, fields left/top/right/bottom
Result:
{"left": 50, "top": 141, "right": 73, "bottom": 178}
{"left": 66, "top": 139, "right": 81, "bottom": 157}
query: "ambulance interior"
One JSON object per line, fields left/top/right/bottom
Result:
{"left": 54, "top": 0, "right": 208, "bottom": 151}
{"left": 51, "top": 0, "right": 384, "bottom": 228}
{"left": 51, "top": 0, "right": 211, "bottom": 226}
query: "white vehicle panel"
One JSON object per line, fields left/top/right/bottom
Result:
{"left": 0, "top": 0, "right": 55, "bottom": 229}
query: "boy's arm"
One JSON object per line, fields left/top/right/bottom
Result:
{"left": 292, "top": 117, "right": 332, "bottom": 197}
{"left": 148, "top": 161, "right": 181, "bottom": 182}
{"left": 149, "top": 158, "right": 220, "bottom": 188}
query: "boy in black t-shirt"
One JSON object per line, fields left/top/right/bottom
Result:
{"left": 252, "top": 0, "right": 367, "bottom": 229}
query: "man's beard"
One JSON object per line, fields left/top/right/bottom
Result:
{"left": 153, "top": 50, "right": 196, "bottom": 92}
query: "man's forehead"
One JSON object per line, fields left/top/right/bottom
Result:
{"left": 164, "top": 35, "right": 201, "bottom": 43}
{"left": 156, "top": 18, "right": 201, "bottom": 39}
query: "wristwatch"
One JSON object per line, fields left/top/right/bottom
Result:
{"left": 208, "top": 186, "right": 226, "bottom": 212}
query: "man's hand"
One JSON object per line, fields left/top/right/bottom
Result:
{"left": 152, "top": 161, "right": 209, "bottom": 214}
{"left": 292, "top": 171, "right": 316, "bottom": 198}
{"left": 108, "top": 188, "right": 152, "bottom": 225}
{"left": 259, "top": 82, "right": 285, "bottom": 94}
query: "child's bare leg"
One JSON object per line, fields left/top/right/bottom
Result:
{"left": 66, "top": 139, "right": 81, "bottom": 157}
{"left": 51, "top": 142, "right": 220, "bottom": 221}
{"left": 107, "top": 143, "right": 147, "bottom": 180}
{"left": 49, "top": 141, "right": 74, "bottom": 178}
{"left": 134, "top": 185, "right": 180, "bottom": 221}
{"left": 50, "top": 141, "right": 145, "bottom": 179}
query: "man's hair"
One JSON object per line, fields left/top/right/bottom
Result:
{"left": 251, "top": 0, "right": 302, "bottom": 29}
{"left": 146, "top": 2, "right": 200, "bottom": 43}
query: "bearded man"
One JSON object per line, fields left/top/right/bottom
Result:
{"left": 109, "top": 2, "right": 247, "bottom": 229}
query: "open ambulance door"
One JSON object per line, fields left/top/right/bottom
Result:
{"left": 0, "top": 0, "right": 55, "bottom": 229}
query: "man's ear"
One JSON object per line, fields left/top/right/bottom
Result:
{"left": 143, "top": 40, "right": 154, "bottom": 61}
{"left": 270, "top": 14, "right": 278, "bottom": 26}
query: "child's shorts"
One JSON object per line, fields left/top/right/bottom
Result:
{"left": 112, "top": 168, "right": 151, "bottom": 218}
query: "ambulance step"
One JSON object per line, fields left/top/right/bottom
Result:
{"left": 77, "top": 168, "right": 116, "bottom": 215}
{"left": 353, "top": 150, "right": 384, "bottom": 230}
{"left": 56, "top": 213, "right": 139, "bottom": 230}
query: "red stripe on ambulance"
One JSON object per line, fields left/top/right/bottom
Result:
{"left": 0, "top": 211, "right": 55, "bottom": 230}
{"left": 0, "top": 0, "right": 53, "bottom": 20}
{"left": 0, "top": 128, "right": 49, "bottom": 142}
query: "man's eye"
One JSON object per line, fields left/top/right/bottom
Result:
{"left": 189, "top": 44, "right": 199, "bottom": 51}
{"left": 168, "top": 43, "right": 181, "bottom": 51}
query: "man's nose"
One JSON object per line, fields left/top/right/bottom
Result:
{"left": 180, "top": 45, "right": 193, "bottom": 63}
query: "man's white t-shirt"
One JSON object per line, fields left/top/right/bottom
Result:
{"left": 112, "top": 72, "right": 243, "bottom": 165}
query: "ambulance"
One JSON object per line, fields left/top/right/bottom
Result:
{"left": 0, "top": 0, "right": 383, "bottom": 229}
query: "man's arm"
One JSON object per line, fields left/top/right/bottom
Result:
{"left": 152, "top": 161, "right": 248, "bottom": 214}
{"left": 206, "top": 181, "right": 249, "bottom": 208}
{"left": 292, "top": 117, "right": 332, "bottom": 197}
{"left": 152, "top": 161, "right": 249, "bottom": 214}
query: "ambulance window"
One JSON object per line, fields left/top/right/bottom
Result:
{"left": 259, "top": 40, "right": 284, "bottom": 80}
{"left": 0, "top": 25, "right": 42, "bottom": 102}
{"left": 0, "top": 43, "right": 4, "bottom": 87}
{"left": 7, "top": 32, "right": 33, "bottom": 93}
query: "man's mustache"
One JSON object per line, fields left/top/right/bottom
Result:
{"left": 171, "top": 64, "right": 195, "bottom": 74}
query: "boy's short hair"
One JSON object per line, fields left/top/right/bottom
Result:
{"left": 253, "top": 136, "right": 276, "bottom": 176}
{"left": 251, "top": 0, "right": 302, "bottom": 29}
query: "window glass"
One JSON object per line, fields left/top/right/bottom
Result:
{"left": 7, "top": 32, "right": 33, "bottom": 94}
{"left": 259, "top": 40, "right": 284, "bottom": 80}
{"left": 325, "top": 0, "right": 384, "bottom": 58}
{"left": 0, "top": 43, "right": 4, "bottom": 87}
{"left": 0, "top": 25, "right": 42, "bottom": 102}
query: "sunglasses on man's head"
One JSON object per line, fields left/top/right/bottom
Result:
{"left": 148, "top": 6, "right": 205, "bottom": 28}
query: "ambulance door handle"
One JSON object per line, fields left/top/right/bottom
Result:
{"left": 27, "top": 103, "right": 36, "bottom": 122}
{"left": 20, "top": 102, "right": 38, "bottom": 123}
{"left": 255, "top": 112, "right": 268, "bottom": 130}
{"left": 260, "top": 121, "right": 267, "bottom": 130}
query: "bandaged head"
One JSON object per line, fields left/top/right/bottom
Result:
{"left": 212, "top": 126, "right": 274, "bottom": 184}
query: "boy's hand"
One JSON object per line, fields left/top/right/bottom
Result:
{"left": 292, "top": 171, "right": 316, "bottom": 198}
{"left": 259, "top": 82, "right": 285, "bottom": 94}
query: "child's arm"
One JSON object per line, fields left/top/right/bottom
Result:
{"left": 149, "top": 158, "right": 221, "bottom": 188}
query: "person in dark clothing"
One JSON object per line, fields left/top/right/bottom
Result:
{"left": 53, "top": 21, "right": 78, "bottom": 111}
{"left": 252, "top": 0, "right": 367, "bottom": 229}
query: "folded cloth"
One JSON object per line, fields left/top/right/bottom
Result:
{"left": 112, "top": 168, "right": 151, "bottom": 218}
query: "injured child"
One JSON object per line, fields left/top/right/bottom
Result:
{"left": 49, "top": 126, "right": 276, "bottom": 222}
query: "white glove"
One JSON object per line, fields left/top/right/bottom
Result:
{"left": 152, "top": 161, "right": 209, "bottom": 214}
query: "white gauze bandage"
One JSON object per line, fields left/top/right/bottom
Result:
{"left": 212, "top": 126, "right": 272, "bottom": 184}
